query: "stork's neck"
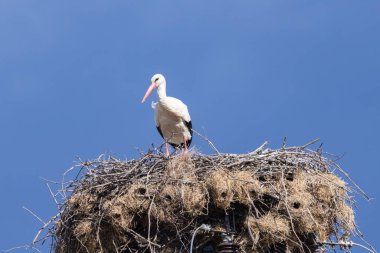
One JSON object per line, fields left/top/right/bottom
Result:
{"left": 157, "top": 83, "right": 167, "bottom": 100}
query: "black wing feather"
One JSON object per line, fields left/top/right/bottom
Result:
{"left": 156, "top": 126, "right": 164, "bottom": 139}
{"left": 156, "top": 121, "right": 193, "bottom": 149}
{"left": 184, "top": 120, "right": 193, "bottom": 148}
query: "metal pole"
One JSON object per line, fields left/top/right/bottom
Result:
{"left": 216, "top": 234, "right": 239, "bottom": 253}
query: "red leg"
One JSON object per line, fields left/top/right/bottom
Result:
{"left": 165, "top": 142, "right": 169, "bottom": 157}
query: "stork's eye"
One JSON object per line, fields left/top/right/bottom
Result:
{"left": 155, "top": 77, "right": 159, "bottom": 82}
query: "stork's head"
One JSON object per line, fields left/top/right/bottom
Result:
{"left": 142, "top": 73, "right": 166, "bottom": 103}
{"left": 151, "top": 73, "right": 165, "bottom": 87}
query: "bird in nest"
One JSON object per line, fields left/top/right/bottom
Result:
{"left": 142, "top": 74, "right": 193, "bottom": 156}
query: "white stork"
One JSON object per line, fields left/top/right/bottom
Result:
{"left": 141, "top": 74, "right": 193, "bottom": 156}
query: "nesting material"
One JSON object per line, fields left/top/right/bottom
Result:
{"left": 231, "top": 170, "right": 262, "bottom": 205}
{"left": 66, "top": 190, "right": 96, "bottom": 214}
{"left": 44, "top": 145, "right": 362, "bottom": 253}
{"left": 206, "top": 169, "right": 234, "bottom": 209}
{"left": 181, "top": 184, "right": 207, "bottom": 215}
{"left": 247, "top": 213, "right": 290, "bottom": 244}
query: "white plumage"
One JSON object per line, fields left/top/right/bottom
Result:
{"left": 142, "top": 74, "right": 192, "bottom": 155}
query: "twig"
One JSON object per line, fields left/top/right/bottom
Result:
{"left": 334, "top": 163, "right": 370, "bottom": 200}
{"left": 147, "top": 195, "right": 156, "bottom": 253}
{"left": 282, "top": 136, "right": 287, "bottom": 148}
{"left": 191, "top": 128, "right": 220, "bottom": 154}
{"left": 46, "top": 183, "right": 59, "bottom": 206}
{"left": 2, "top": 245, "right": 42, "bottom": 253}
{"left": 300, "top": 138, "right": 320, "bottom": 149}
{"left": 249, "top": 141, "right": 268, "bottom": 154}
{"left": 319, "top": 241, "right": 377, "bottom": 253}
{"left": 32, "top": 211, "right": 63, "bottom": 244}
{"left": 23, "top": 207, "right": 45, "bottom": 225}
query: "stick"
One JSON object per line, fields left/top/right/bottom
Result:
{"left": 22, "top": 207, "right": 45, "bottom": 225}
{"left": 191, "top": 128, "right": 220, "bottom": 154}
{"left": 2, "top": 245, "right": 42, "bottom": 253}
{"left": 32, "top": 211, "right": 63, "bottom": 244}
{"left": 319, "top": 241, "right": 377, "bottom": 253}
{"left": 249, "top": 141, "right": 268, "bottom": 154}
{"left": 300, "top": 138, "right": 321, "bottom": 149}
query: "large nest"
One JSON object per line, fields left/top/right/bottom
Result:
{"left": 47, "top": 143, "right": 366, "bottom": 253}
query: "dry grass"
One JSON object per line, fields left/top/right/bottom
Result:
{"left": 32, "top": 142, "right": 370, "bottom": 253}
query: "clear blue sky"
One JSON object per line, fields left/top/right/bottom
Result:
{"left": 0, "top": 0, "right": 379, "bottom": 251}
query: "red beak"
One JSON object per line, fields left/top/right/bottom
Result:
{"left": 141, "top": 82, "right": 157, "bottom": 103}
